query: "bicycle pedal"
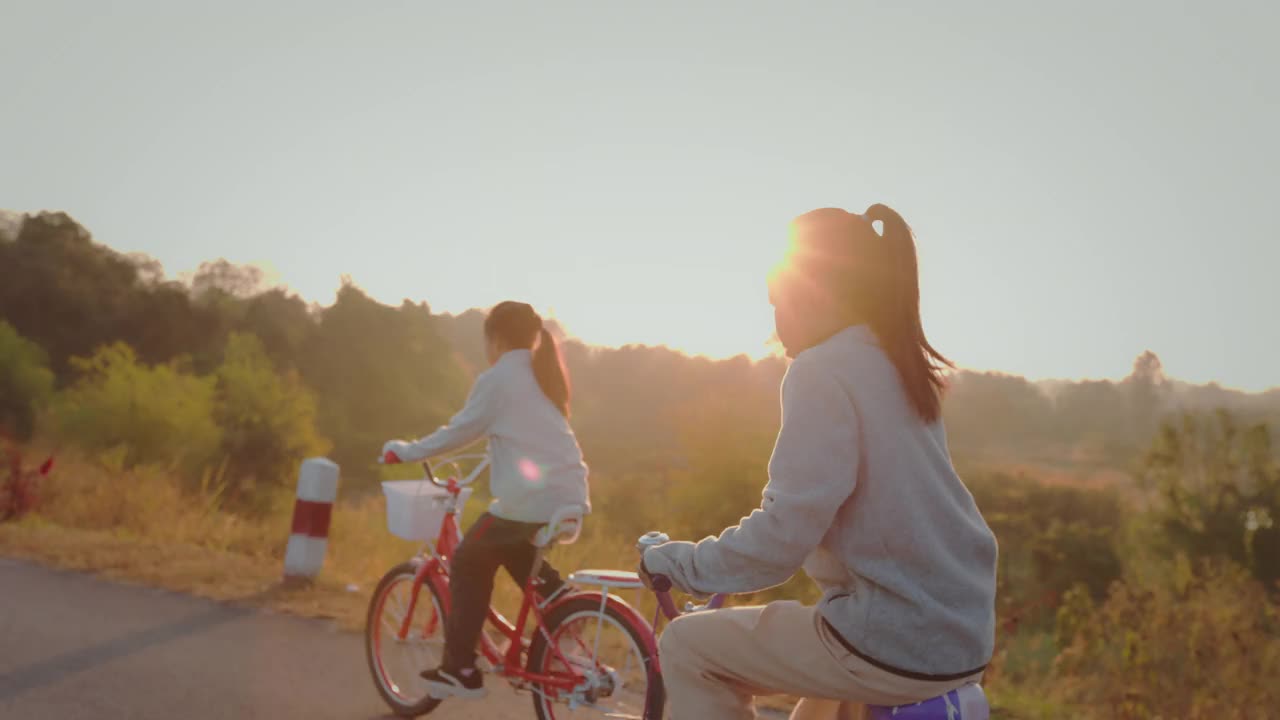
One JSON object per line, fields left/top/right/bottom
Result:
{"left": 504, "top": 674, "right": 537, "bottom": 693}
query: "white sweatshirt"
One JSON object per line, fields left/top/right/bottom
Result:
{"left": 398, "top": 349, "right": 589, "bottom": 523}
{"left": 643, "top": 325, "right": 997, "bottom": 678}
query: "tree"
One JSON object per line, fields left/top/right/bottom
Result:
{"left": 944, "top": 371, "right": 1056, "bottom": 454}
{"left": 434, "top": 309, "right": 489, "bottom": 375}
{"left": 0, "top": 212, "right": 228, "bottom": 376}
{"left": 299, "top": 283, "right": 468, "bottom": 473}
{"left": 236, "top": 289, "right": 316, "bottom": 370}
{"left": 1143, "top": 411, "right": 1280, "bottom": 587}
{"left": 0, "top": 212, "right": 141, "bottom": 376}
{"left": 1122, "top": 350, "right": 1168, "bottom": 445}
{"left": 1053, "top": 379, "right": 1131, "bottom": 463}
{"left": 0, "top": 209, "right": 23, "bottom": 242}
{"left": 125, "top": 252, "right": 166, "bottom": 285}
{"left": 51, "top": 343, "right": 222, "bottom": 473}
{"left": 187, "top": 259, "right": 270, "bottom": 300}
{"left": 0, "top": 322, "right": 55, "bottom": 441}
{"left": 214, "top": 333, "right": 328, "bottom": 503}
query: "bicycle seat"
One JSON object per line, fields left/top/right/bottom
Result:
{"left": 867, "top": 683, "right": 988, "bottom": 720}
{"left": 532, "top": 505, "right": 585, "bottom": 547}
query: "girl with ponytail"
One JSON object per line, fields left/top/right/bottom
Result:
{"left": 642, "top": 205, "right": 998, "bottom": 719}
{"left": 382, "top": 300, "right": 588, "bottom": 701}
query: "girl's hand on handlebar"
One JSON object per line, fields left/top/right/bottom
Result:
{"left": 637, "top": 556, "right": 653, "bottom": 590}
{"left": 380, "top": 440, "right": 414, "bottom": 464}
{"left": 637, "top": 555, "right": 671, "bottom": 592}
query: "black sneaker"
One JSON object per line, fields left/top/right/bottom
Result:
{"left": 421, "top": 666, "right": 486, "bottom": 700}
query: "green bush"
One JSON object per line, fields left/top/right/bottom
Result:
{"left": 1030, "top": 520, "right": 1124, "bottom": 601}
{"left": 968, "top": 471, "right": 1125, "bottom": 628}
{"left": 51, "top": 343, "right": 222, "bottom": 473}
{"left": 214, "top": 333, "right": 328, "bottom": 500}
{"left": 1143, "top": 412, "right": 1280, "bottom": 586}
{"left": 0, "top": 321, "right": 55, "bottom": 441}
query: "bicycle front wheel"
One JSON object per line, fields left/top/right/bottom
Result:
{"left": 527, "top": 595, "right": 662, "bottom": 720}
{"left": 365, "top": 561, "right": 447, "bottom": 717}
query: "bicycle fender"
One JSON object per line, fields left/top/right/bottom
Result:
{"left": 543, "top": 591, "right": 661, "bottom": 670}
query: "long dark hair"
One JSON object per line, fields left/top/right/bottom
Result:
{"left": 788, "top": 204, "right": 952, "bottom": 423}
{"left": 484, "top": 301, "right": 571, "bottom": 417}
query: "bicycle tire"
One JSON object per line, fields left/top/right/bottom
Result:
{"left": 365, "top": 561, "right": 447, "bottom": 717}
{"left": 526, "top": 595, "right": 663, "bottom": 720}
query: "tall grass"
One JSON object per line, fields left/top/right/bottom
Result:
{"left": 20, "top": 449, "right": 666, "bottom": 612}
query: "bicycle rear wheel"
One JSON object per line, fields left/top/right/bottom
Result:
{"left": 365, "top": 561, "right": 447, "bottom": 717}
{"left": 527, "top": 595, "right": 662, "bottom": 720}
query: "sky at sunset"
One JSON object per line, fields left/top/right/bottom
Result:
{"left": 3, "top": 1, "right": 1276, "bottom": 390}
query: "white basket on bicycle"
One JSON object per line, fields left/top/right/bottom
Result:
{"left": 381, "top": 480, "right": 473, "bottom": 541}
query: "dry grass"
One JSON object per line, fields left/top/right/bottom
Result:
{"left": 0, "top": 450, "right": 659, "bottom": 631}
{"left": 0, "top": 519, "right": 372, "bottom": 624}
{"left": 0, "top": 451, "right": 430, "bottom": 629}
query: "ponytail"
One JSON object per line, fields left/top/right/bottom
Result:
{"left": 861, "top": 203, "right": 952, "bottom": 422}
{"left": 486, "top": 301, "right": 572, "bottom": 417}
{"left": 532, "top": 328, "right": 571, "bottom": 417}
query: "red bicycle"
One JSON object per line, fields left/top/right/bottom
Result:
{"left": 365, "top": 453, "right": 712, "bottom": 719}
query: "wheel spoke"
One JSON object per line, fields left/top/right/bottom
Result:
{"left": 381, "top": 613, "right": 403, "bottom": 637}
{"left": 533, "top": 605, "right": 653, "bottom": 719}
{"left": 388, "top": 593, "right": 411, "bottom": 625}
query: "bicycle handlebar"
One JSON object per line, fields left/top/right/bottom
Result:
{"left": 637, "top": 531, "right": 727, "bottom": 620}
{"left": 379, "top": 451, "right": 491, "bottom": 490}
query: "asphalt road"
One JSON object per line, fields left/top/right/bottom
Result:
{"left": 0, "top": 558, "right": 532, "bottom": 720}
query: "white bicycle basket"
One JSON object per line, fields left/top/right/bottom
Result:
{"left": 380, "top": 480, "right": 473, "bottom": 541}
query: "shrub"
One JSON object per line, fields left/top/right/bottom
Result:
{"left": 214, "top": 333, "right": 328, "bottom": 503}
{"left": 51, "top": 343, "right": 222, "bottom": 473}
{"left": 0, "top": 321, "right": 55, "bottom": 441}
{"left": 1054, "top": 558, "right": 1280, "bottom": 719}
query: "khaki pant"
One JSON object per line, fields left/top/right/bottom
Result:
{"left": 658, "top": 601, "right": 982, "bottom": 720}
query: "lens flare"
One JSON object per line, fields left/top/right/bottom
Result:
{"left": 518, "top": 457, "right": 543, "bottom": 482}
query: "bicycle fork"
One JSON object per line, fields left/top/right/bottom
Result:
{"left": 397, "top": 557, "right": 439, "bottom": 641}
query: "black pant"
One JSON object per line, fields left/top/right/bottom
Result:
{"left": 444, "top": 512, "right": 565, "bottom": 671}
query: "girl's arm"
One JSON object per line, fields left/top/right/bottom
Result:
{"left": 642, "top": 357, "right": 860, "bottom": 595}
{"left": 392, "top": 369, "right": 502, "bottom": 462}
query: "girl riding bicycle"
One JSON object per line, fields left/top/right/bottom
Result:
{"left": 382, "top": 300, "right": 589, "bottom": 701}
{"left": 641, "top": 205, "right": 998, "bottom": 720}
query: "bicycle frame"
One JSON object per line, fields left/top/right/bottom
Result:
{"left": 392, "top": 461, "right": 595, "bottom": 696}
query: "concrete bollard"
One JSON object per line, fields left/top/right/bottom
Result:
{"left": 284, "top": 457, "right": 339, "bottom": 583}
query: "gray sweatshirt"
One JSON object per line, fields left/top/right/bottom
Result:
{"left": 643, "top": 325, "right": 997, "bottom": 677}
{"left": 400, "top": 349, "right": 589, "bottom": 523}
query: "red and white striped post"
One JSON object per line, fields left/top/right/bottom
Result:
{"left": 284, "top": 457, "right": 339, "bottom": 583}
